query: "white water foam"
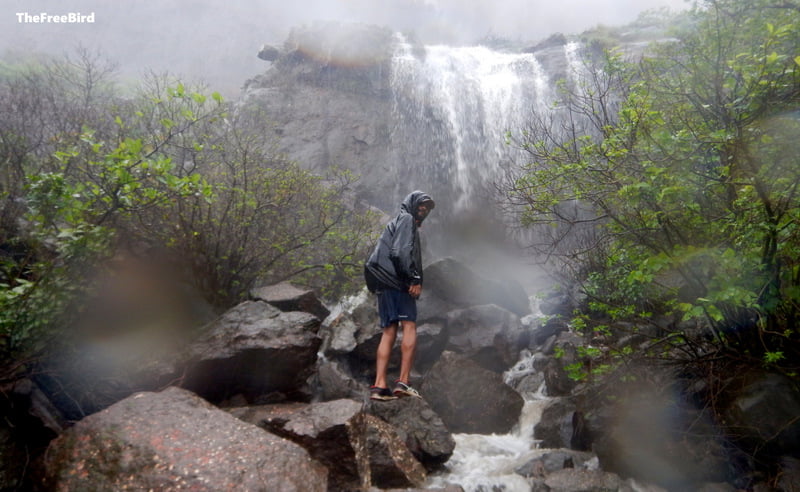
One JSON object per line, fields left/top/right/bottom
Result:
{"left": 427, "top": 351, "right": 552, "bottom": 492}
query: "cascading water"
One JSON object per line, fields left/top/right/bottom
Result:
{"left": 426, "top": 350, "right": 558, "bottom": 492}
{"left": 388, "top": 35, "right": 557, "bottom": 214}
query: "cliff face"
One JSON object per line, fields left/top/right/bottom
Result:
{"left": 240, "top": 22, "right": 400, "bottom": 211}
{"left": 238, "top": 21, "right": 594, "bottom": 219}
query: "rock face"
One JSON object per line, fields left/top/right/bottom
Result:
{"left": 39, "top": 387, "right": 328, "bottom": 491}
{"left": 182, "top": 300, "right": 322, "bottom": 403}
{"left": 240, "top": 22, "right": 397, "bottom": 210}
{"left": 420, "top": 351, "right": 524, "bottom": 434}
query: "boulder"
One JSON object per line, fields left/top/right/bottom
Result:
{"left": 534, "top": 397, "right": 581, "bottom": 450}
{"left": 348, "top": 412, "right": 427, "bottom": 489}
{"left": 420, "top": 351, "right": 524, "bottom": 434}
{"left": 776, "top": 457, "right": 800, "bottom": 492}
{"left": 420, "top": 257, "right": 531, "bottom": 319}
{"left": 540, "top": 468, "right": 632, "bottom": 492}
{"left": 445, "top": 304, "right": 527, "bottom": 372}
{"left": 722, "top": 372, "right": 800, "bottom": 462}
{"left": 366, "top": 397, "right": 455, "bottom": 469}
{"left": 258, "top": 44, "right": 281, "bottom": 62}
{"left": 514, "top": 449, "right": 596, "bottom": 478}
{"left": 231, "top": 399, "right": 363, "bottom": 490}
{"left": 39, "top": 387, "right": 328, "bottom": 491}
{"left": 182, "top": 300, "right": 321, "bottom": 403}
{"left": 313, "top": 357, "right": 368, "bottom": 402}
{"left": 229, "top": 398, "right": 440, "bottom": 490}
{"left": 250, "top": 282, "right": 330, "bottom": 321}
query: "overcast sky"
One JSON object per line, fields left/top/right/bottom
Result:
{"left": 1, "top": 0, "right": 692, "bottom": 95}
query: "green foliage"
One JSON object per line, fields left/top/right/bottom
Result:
{"left": 0, "top": 52, "right": 375, "bottom": 368}
{"left": 506, "top": 0, "right": 800, "bottom": 373}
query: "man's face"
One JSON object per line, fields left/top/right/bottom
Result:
{"left": 416, "top": 202, "right": 432, "bottom": 221}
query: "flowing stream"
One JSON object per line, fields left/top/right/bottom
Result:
{"left": 425, "top": 351, "right": 558, "bottom": 492}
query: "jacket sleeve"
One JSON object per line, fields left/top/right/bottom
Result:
{"left": 389, "top": 213, "right": 420, "bottom": 285}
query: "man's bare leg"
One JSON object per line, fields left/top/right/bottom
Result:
{"left": 397, "top": 320, "right": 417, "bottom": 385}
{"left": 373, "top": 323, "right": 397, "bottom": 389}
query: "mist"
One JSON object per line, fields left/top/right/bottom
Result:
{"left": 2, "top": 0, "right": 691, "bottom": 96}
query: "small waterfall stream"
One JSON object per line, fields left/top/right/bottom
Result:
{"left": 426, "top": 351, "right": 558, "bottom": 492}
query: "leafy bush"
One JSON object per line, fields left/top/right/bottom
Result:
{"left": 502, "top": 0, "right": 800, "bottom": 376}
{"left": 0, "top": 51, "right": 375, "bottom": 370}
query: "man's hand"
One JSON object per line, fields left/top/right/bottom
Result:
{"left": 408, "top": 284, "right": 422, "bottom": 299}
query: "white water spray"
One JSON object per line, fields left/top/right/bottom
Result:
{"left": 390, "top": 36, "right": 555, "bottom": 212}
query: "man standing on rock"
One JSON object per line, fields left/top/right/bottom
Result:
{"left": 364, "top": 191, "right": 435, "bottom": 400}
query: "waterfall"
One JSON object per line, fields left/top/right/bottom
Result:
{"left": 389, "top": 35, "right": 557, "bottom": 214}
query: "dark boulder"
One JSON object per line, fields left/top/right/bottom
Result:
{"left": 182, "top": 300, "right": 321, "bottom": 403}
{"left": 722, "top": 372, "right": 800, "bottom": 462}
{"left": 514, "top": 449, "right": 595, "bottom": 478}
{"left": 534, "top": 397, "right": 581, "bottom": 450}
{"left": 366, "top": 397, "right": 455, "bottom": 470}
{"left": 313, "top": 357, "right": 369, "bottom": 402}
{"left": 420, "top": 351, "right": 523, "bottom": 434}
{"left": 348, "top": 412, "right": 428, "bottom": 489}
{"left": 258, "top": 44, "right": 281, "bottom": 62}
{"left": 39, "top": 387, "right": 328, "bottom": 491}
{"left": 231, "top": 399, "right": 363, "bottom": 491}
{"left": 250, "top": 282, "right": 330, "bottom": 321}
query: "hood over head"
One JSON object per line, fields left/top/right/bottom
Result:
{"left": 401, "top": 190, "right": 435, "bottom": 224}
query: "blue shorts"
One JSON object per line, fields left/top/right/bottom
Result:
{"left": 377, "top": 288, "right": 417, "bottom": 328}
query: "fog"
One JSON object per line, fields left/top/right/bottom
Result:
{"left": 2, "top": 0, "right": 690, "bottom": 95}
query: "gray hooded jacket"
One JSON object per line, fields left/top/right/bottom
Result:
{"left": 364, "top": 191, "right": 434, "bottom": 293}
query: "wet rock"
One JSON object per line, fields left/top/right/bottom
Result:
{"left": 515, "top": 449, "right": 596, "bottom": 478}
{"left": 420, "top": 351, "right": 523, "bottom": 434}
{"left": 445, "top": 304, "right": 527, "bottom": 372}
{"left": 532, "top": 316, "right": 569, "bottom": 346}
{"left": 348, "top": 412, "right": 427, "bottom": 489}
{"left": 313, "top": 357, "right": 369, "bottom": 402}
{"left": 231, "top": 399, "right": 363, "bottom": 491}
{"left": 541, "top": 468, "right": 629, "bottom": 491}
{"left": 39, "top": 387, "right": 328, "bottom": 491}
{"left": 541, "top": 331, "right": 584, "bottom": 397}
{"left": 534, "top": 397, "right": 581, "bottom": 450}
{"left": 722, "top": 372, "right": 800, "bottom": 461}
{"left": 182, "top": 300, "right": 321, "bottom": 403}
{"left": 250, "top": 282, "right": 330, "bottom": 321}
{"left": 366, "top": 397, "right": 455, "bottom": 470}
